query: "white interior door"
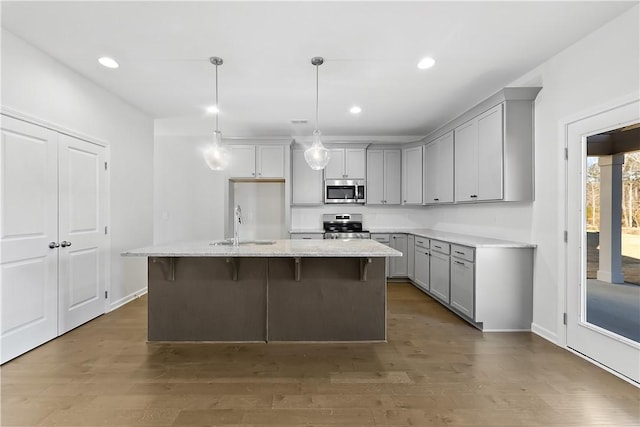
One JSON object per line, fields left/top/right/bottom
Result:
{"left": 57, "top": 134, "right": 108, "bottom": 334}
{"left": 566, "top": 98, "right": 640, "bottom": 384}
{"left": 0, "top": 116, "right": 59, "bottom": 364}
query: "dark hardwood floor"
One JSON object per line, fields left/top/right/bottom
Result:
{"left": 2, "top": 283, "right": 638, "bottom": 426}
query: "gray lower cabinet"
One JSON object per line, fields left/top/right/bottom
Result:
{"left": 450, "top": 244, "right": 475, "bottom": 319}
{"left": 389, "top": 234, "right": 408, "bottom": 277}
{"left": 407, "top": 235, "right": 533, "bottom": 331}
{"left": 413, "top": 241, "right": 430, "bottom": 292}
{"left": 450, "top": 257, "right": 474, "bottom": 319}
{"left": 429, "top": 251, "right": 450, "bottom": 303}
{"left": 407, "top": 234, "right": 415, "bottom": 280}
{"left": 372, "top": 233, "right": 407, "bottom": 278}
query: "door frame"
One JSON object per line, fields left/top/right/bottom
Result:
{"left": 561, "top": 92, "right": 640, "bottom": 384}
{"left": 1, "top": 106, "right": 112, "bottom": 313}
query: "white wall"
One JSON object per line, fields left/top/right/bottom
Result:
{"left": 153, "top": 135, "right": 226, "bottom": 244}
{"left": 1, "top": 29, "right": 154, "bottom": 309}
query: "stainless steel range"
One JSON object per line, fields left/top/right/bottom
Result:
{"left": 322, "top": 214, "right": 370, "bottom": 240}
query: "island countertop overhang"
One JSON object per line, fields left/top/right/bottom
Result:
{"left": 122, "top": 239, "right": 402, "bottom": 258}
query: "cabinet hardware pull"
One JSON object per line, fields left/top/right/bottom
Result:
{"left": 60, "top": 241, "right": 72, "bottom": 248}
{"left": 434, "top": 198, "right": 439, "bottom": 201}
{"left": 454, "top": 260, "right": 464, "bottom": 265}
{"left": 48, "top": 242, "right": 60, "bottom": 249}
{"left": 434, "top": 245, "right": 441, "bottom": 249}
{"left": 455, "top": 251, "right": 464, "bottom": 255}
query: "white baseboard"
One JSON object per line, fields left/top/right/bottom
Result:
{"left": 109, "top": 287, "right": 148, "bottom": 312}
{"left": 531, "top": 322, "right": 558, "bottom": 344}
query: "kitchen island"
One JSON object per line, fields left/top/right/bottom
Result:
{"left": 122, "top": 239, "right": 401, "bottom": 342}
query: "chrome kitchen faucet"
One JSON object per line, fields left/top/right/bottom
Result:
{"left": 233, "top": 205, "right": 243, "bottom": 247}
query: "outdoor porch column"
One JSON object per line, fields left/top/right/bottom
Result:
{"left": 597, "top": 154, "right": 625, "bottom": 284}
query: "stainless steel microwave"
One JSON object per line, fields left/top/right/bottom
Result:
{"left": 324, "top": 179, "right": 366, "bottom": 204}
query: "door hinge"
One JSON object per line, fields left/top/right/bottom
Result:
{"left": 563, "top": 312, "right": 567, "bottom": 325}
{"left": 564, "top": 148, "right": 568, "bottom": 160}
{"left": 105, "top": 290, "right": 108, "bottom": 299}
{"left": 563, "top": 230, "right": 568, "bottom": 242}
{"left": 104, "top": 226, "right": 108, "bottom": 235}
{"left": 104, "top": 161, "right": 108, "bottom": 170}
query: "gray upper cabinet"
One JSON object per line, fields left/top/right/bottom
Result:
{"left": 424, "top": 131, "right": 454, "bottom": 204}
{"left": 454, "top": 105, "right": 503, "bottom": 202}
{"left": 367, "top": 149, "right": 401, "bottom": 205}
{"left": 325, "top": 148, "right": 366, "bottom": 180}
{"left": 402, "top": 145, "right": 423, "bottom": 205}
{"left": 451, "top": 88, "right": 540, "bottom": 203}
{"left": 229, "top": 145, "right": 285, "bottom": 179}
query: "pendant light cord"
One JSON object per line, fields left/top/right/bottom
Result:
{"left": 215, "top": 63, "right": 219, "bottom": 132}
{"left": 315, "top": 63, "right": 319, "bottom": 132}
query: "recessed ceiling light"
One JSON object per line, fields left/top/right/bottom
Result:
{"left": 417, "top": 57, "right": 435, "bottom": 70}
{"left": 98, "top": 57, "right": 119, "bottom": 69}
{"left": 350, "top": 106, "right": 362, "bottom": 114}
{"left": 206, "top": 105, "right": 220, "bottom": 114}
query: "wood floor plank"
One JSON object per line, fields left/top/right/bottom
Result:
{"left": 0, "top": 283, "right": 638, "bottom": 427}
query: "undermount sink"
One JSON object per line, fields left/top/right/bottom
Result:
{"left": 210, "top": 240, "right": 276, "bottom": 246}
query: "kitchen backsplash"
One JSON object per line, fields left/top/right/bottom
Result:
{"left": 291, "top": 205, "right": 429, "bottom": 230}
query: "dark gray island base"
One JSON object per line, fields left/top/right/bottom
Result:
{"left": 147, "top": 256, "right": 387, "bottom": 342}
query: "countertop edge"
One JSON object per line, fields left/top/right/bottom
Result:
{"left": 368, "top": 229, "right": 536, "bottom": 248}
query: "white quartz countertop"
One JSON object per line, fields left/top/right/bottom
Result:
{"left": 122, "top": 239, "right": 402, "bottom": 258}
{"left": 368, "top": 228, "right": 536, "bottom": 248}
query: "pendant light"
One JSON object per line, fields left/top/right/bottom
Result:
{"left": 203, "top": 56, "right": 230, "bottom": 171}
{"left": 304, "top": 56, "right": 331, "bottom": 170}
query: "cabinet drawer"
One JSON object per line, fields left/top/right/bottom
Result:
{"left": 371, "top": 234, "right": 390, "bottom": 244}
{"left": 430, "top": 240, "right": 450, "bottom": 254}
{"left": 451, "top": 244, "right": 475, "bottom": 262}
{"left": 290, "top": 233, "right": 323, "bottom": 240}
{"left": 414, "top": 236, "right": 429, "bottom": 249}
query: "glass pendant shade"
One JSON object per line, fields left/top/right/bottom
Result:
{"left": 204, "top": 130, "right": 230, "bottom": 171}
{"left": 304, "top": 130, "right": 330, "bottom": 170}
{"left": 204, "top": 56, "right": 228, "bottom": 171}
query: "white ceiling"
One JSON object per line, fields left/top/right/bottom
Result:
{"left": 1, "top": 1, "right": 635, "bottom": 141}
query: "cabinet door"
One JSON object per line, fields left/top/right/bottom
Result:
{"left": 0, "top": 116, "right": 59, "bottom": 364}
{"left": 429, "top": 251, "right": 450, "bottom": 303}
{"left": 389, "top": 234, "right": 407, "bottom": 277}
{"left": 345, "top": 149, "right": 366, "bottom": 179}
{"left": 366, "top": 150, "right": 384, "bottom": 205}
{"left": 407, "top": 235, "right": 415, "bottom": 280}
{"left": 292, "top": 149, "right": 323, "bottom": 205}
{"left": 258, "top": 145, "right": 284, "bottom": 178}
{"left": 438, "top": 132, "right": 455, "bottom": 203}
{"left": 454, "top": 120, "right": 477, "bottom": 202}
{"left": 413, "top": 249, "right": 430, "bottom": 292}
{"left": 451, "top": 258, "right": 475, "bottom": 319}
{"left": 229, "top": 145, "right": 256, "bottom": 178}
{"left": 324, "top": 149, "right": 345, "bottom": 179}
{"left": 477, "top": 104, "right": 504, "bottom": 201}
{"left": 424, "top": 141, "right": 439, "bottom": 203}
{"left": 402, "top": 146, "right": 423, "bottom": 204}
{"left": 384, "top": 150, "right": 402, "bottom": 205}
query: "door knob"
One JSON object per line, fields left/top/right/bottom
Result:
{"left": 49, "top": 242, "right": 60, "bottom": 249}
{"left": 60, "top": 241, "right": 72, "bottom": 247}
